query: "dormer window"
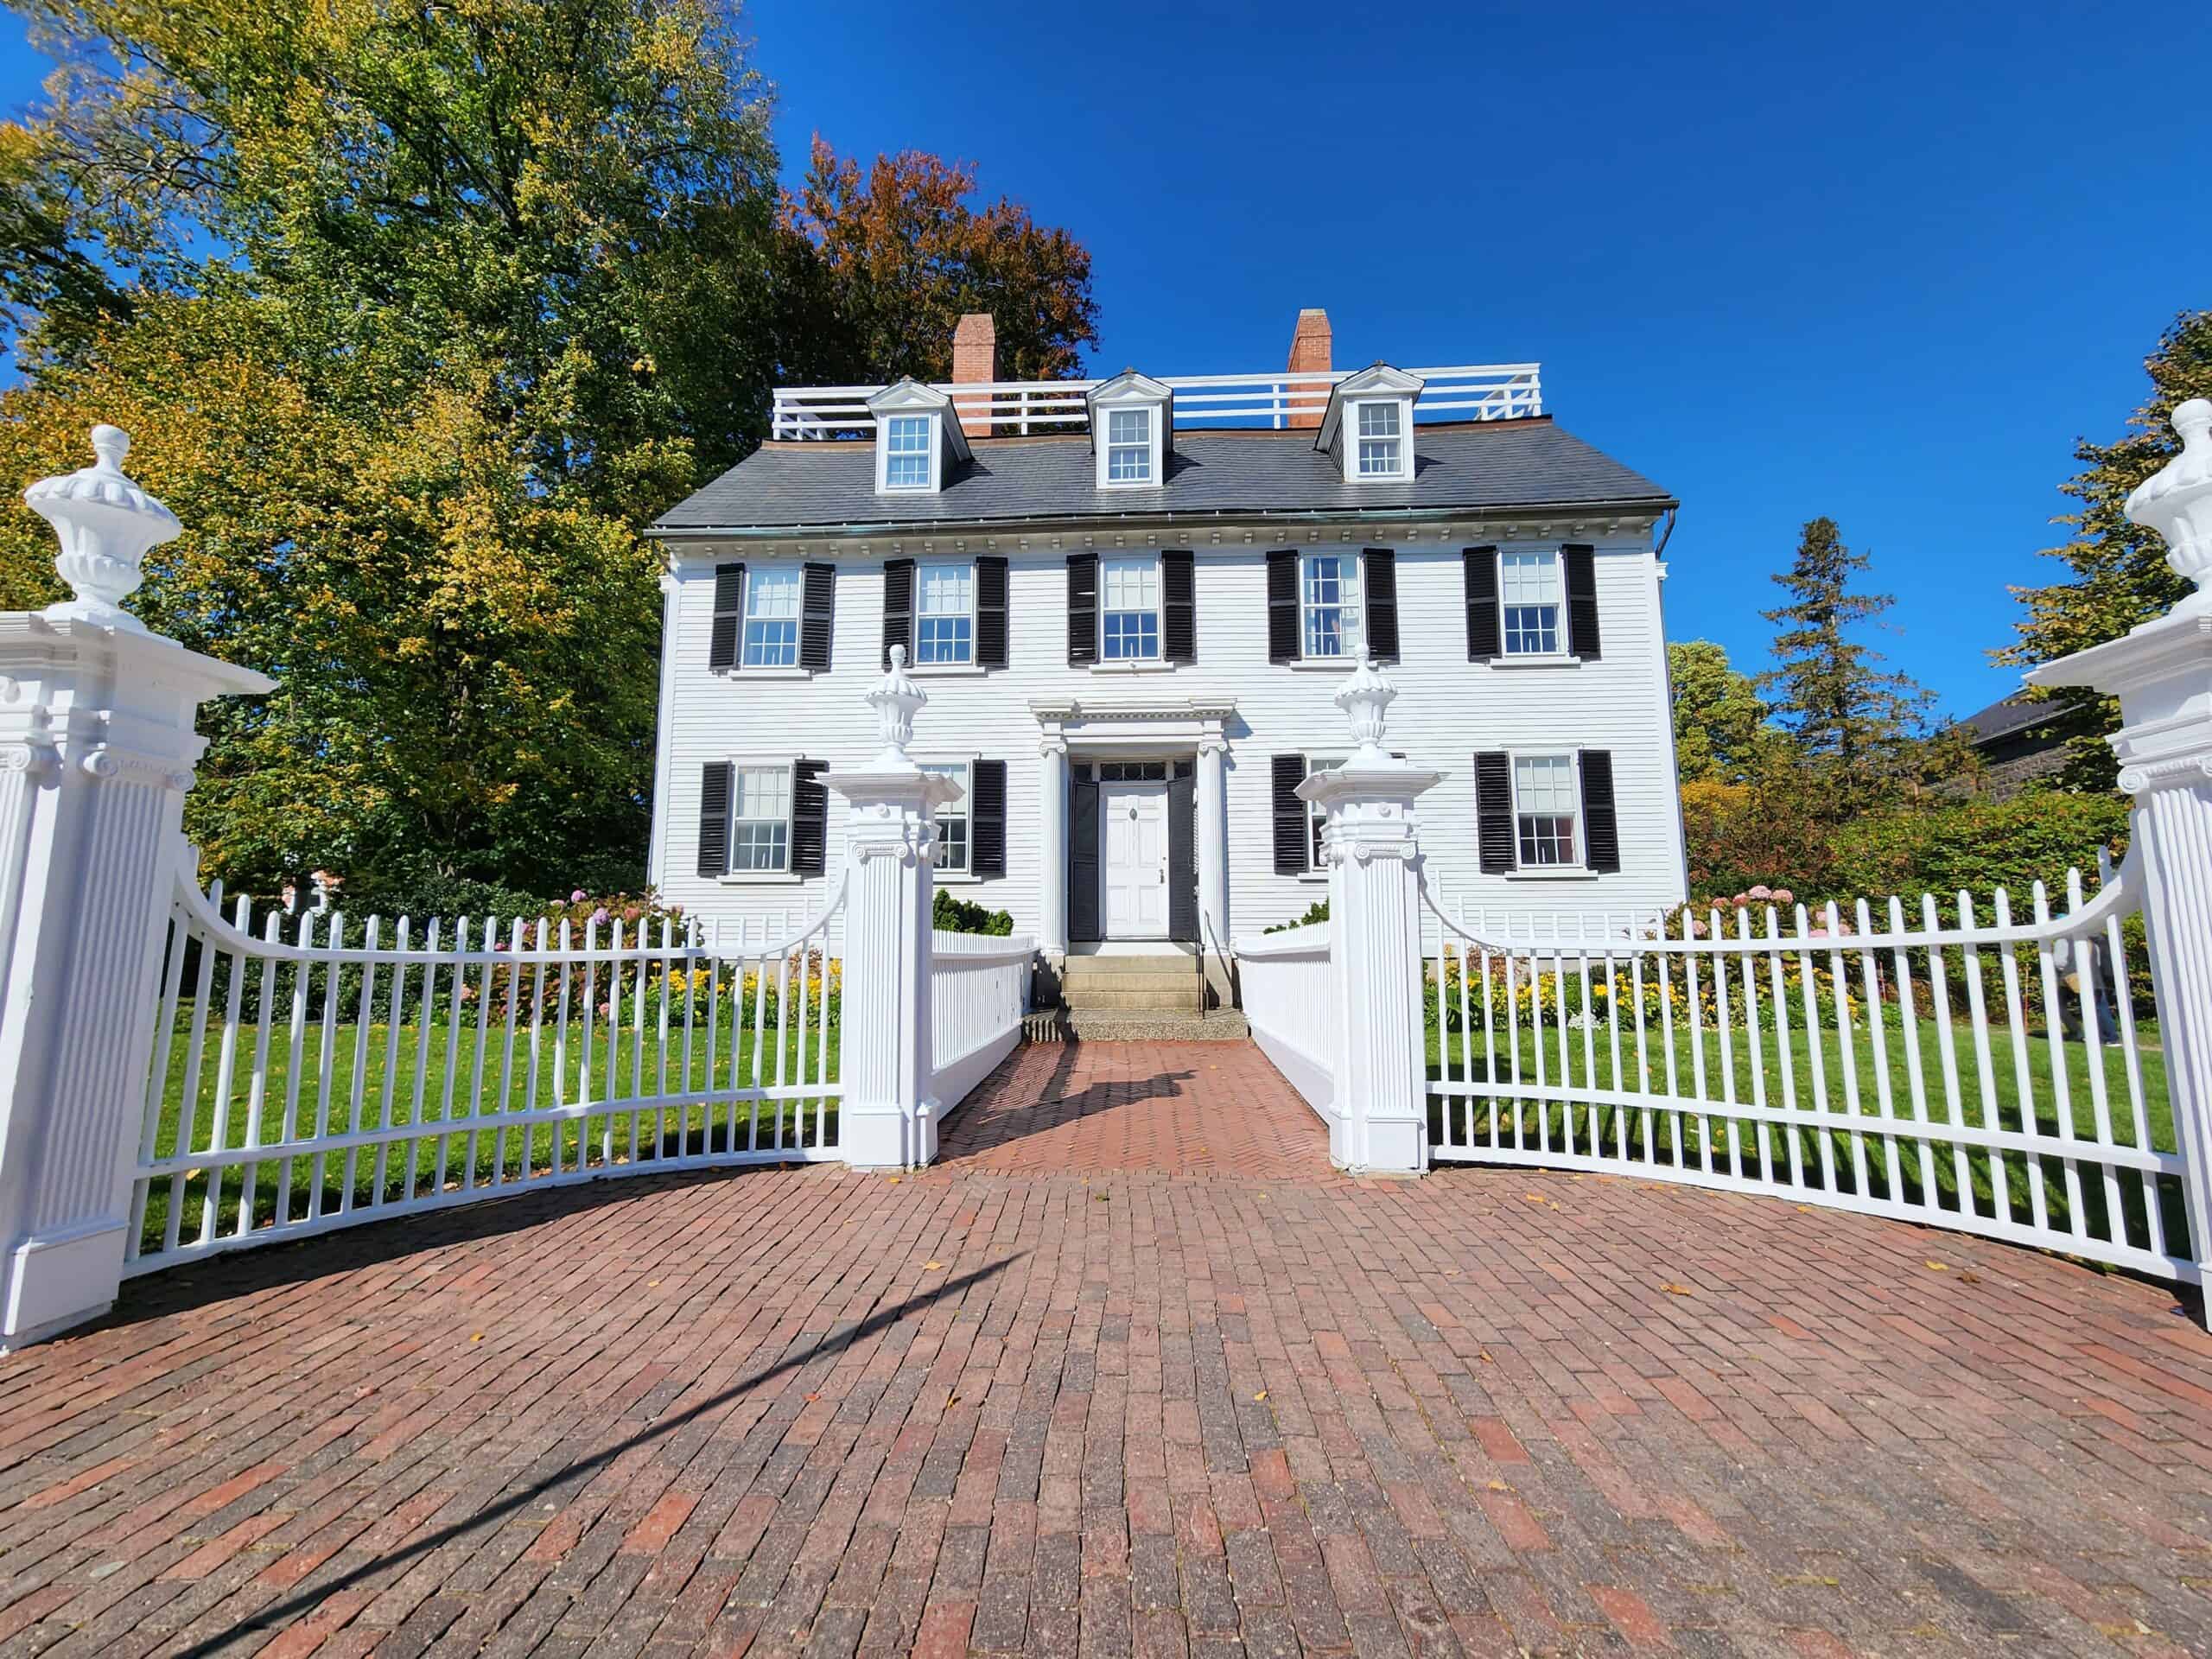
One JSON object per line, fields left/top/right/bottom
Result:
{"left": 868, "top": 379, "right": 968, "bottom": 496}
{"left": 1355, "top": 401, "right": 1402, "bottom": 477}
{"left": 1086, "top": 370, "right": 1173, "bottom": 490}
{"left": 1106, "top": 409, "right": 1154, "bottom": 482}
{"left": 884, "top": 416, "right": 932, "bottom": 490}
{"left": 1316, "top": 365, "right": 1422, "bottom": 483}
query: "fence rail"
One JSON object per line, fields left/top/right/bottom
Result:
{"left": 1417, "top": 861, "right": 2195, "bottom": 1283}
{"left": 128, "top": 849, "right": 848, "bottom": 1274}
{"left": 930, "top": 931, "right": 1033, "bottom": 1115}
{"left": 771, "top": 364, "right": 1543, "bottom": 439}
{"left": 1234, "top": 923, "right": 1337, "bottom": 1124}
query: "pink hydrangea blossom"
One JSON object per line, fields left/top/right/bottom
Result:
{"left": 1773, "top": 888, "right": 1796, "bottom": 906}
{"left": 570, "top": 888, "right": 588, "bottom": 904}
{"left": 1748, "top": 884, "right": 1772, "bottom": 900}
{"left": 589, "top": 906, "right": 610, "bottom": 926}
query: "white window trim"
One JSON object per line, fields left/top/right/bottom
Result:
{"left": 877, "top": 412, "right": 940, "bottom": 494}
{"left": 735, "top": 564, "right": 806, "bottom": 674}
{"left": 1098, "top": 552, "right": 1165, "bottom": 663}
{"left": 1505, "top": 747, "right": 1586, "bottom": 875}
{"left": 1496, "top": 547, "right": 1573, "bottom": 663}
{"left": 919, "top": 754, "right": 980, "bottom": 882}
{"left": 915, "top": 558, "right": 977, "bottom": 669}
{"left": 1299, "top": 752, "right": 1346, "bottom": 881}
{"left": 718, "top": 757, "right": 804, "bottom": 884}
{"left": 1344, "top": 396, "right": 1414, "bottom": 482}
{"left": 1094, "top": 400, "right": 1166, "bottom": 490}
{"left": 1298, "top": 550, "right": 1361, "bottom": 664}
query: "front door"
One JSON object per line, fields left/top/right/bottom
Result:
{"left": 1102, "top": 783, "right": 1170, "bottom": 938}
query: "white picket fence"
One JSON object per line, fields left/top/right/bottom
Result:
{"left": 128, "top": 847, "right": 849, "bottom": 1274}
{"left": 931, "top": 930, "right": 1034, "bottom": 1114}
{"left": 1234, "top": 922, "right": 1337, "bottom": 1122}
{"left": 1419, "top": 859, "right": 2197, "bottom": 1283}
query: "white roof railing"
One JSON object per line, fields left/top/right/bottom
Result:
{"left": 769, "top": 363, "right": 1541, "bottom": 441}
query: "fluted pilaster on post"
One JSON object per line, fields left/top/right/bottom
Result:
{"left": 1297, "top": 659, "right": 1441, "bottom": 1174}
{"left": 0, "top": 429, "right": 272, "bottom": 1349}
{"left": 824, "top": 646, "right": 963, "bottom": 1170}
{"left": 2031, "top": 399, "right": 2212, "bottom": 1300}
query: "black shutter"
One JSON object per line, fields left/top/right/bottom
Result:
{"left": 1465, "top": 547, "right": 1500, "bottom": 662}
{"left": 1362, "top": 548, "right": 1399, "bottom": 663}
{"left": 1476, "top": 752, "right": 1515, "bottom": 874}
{"left": 1579, "top": 750, "right": 1619, "bottom": 874}
{"left": 709, "top": 563, "right": 745, "bottom": 671}
{"left": 881, "top": 558, "right": 914, "bottom": 669}
{"left": 1070, "top": 777, "right": 1102, "bottom": 941}
{"left": 800, "top": 563, "right": 836, "bottom": 672}
{"left": 1167, "top": 766, "right": 1198, "bottom": 941}
{"left": 697, "top": 762, "right": 732, "bottom": 877}
{"left": 976, "top": 556, "right": 1009, "bottom": 669}
{"left": 1564, "top": 543, "right": 1599, "bottom": 661}
{"left": 1272, "top": 754, "right": 1309, "bottom": 874}
{"left": 1067, "top": 554, "right": 1098, "bottom": 665}
{"left": 791, "top": 760, "right": 829, "bottom": 875}
{"left": 1162, "top": 550, "right": 1196, "bottom": 664}
{"left": 1266, "top": 550, "right": 1300, "bottom": 664}
{"left": 970, "top": 760, "right": 1007, "bottom": 878}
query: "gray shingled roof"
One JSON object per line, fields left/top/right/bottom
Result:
{"left": 1962, "top": 693, "right": 2063, "bottom": 746}
{"left": 652, "top": 416, "right": 1673, "bottom": 533}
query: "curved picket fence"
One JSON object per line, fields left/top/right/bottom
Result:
{"left": 1419, "top": 858, "right": 2196, "bottom": 1284}
{"left": 128, "top": 842, "right": 848, "bottom": 1274}
{"left": 931, "top": 931, "right": 1033, "bottom": 1114}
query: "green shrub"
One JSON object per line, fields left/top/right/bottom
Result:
{"left": 1263, "top": 899, "right": 1330, "bottom": 935}
{"left": 933, "top": 889, "right": 1014, "bottom": 936}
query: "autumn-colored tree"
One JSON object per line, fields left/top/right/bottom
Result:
{"left": 1667, "top": 639, "right": 1771, "bottom": 785}
{"left": 774, "top": 138, "right": 1099, "bottom": 386}
{"left": 1996, "top": 309, "right": 2209, "bottom": 787}
{"left": 0, "top": 1, "right": 1099, "bottom": 905}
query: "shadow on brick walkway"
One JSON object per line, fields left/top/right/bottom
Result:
{"left": 0, "top": 1039, "right": 2209, "bottom": 1657}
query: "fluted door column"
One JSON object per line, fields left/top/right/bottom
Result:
{"left": 1037, "top": 739, "right": 1069, "bottom": 962}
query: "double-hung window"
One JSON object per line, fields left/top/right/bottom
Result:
{"left": 730, "top": 764, "right": 793, "bottom": 872}
{"left": 742, "top": 567, "right": 802, "bottom": 667}
{"left": 1101, "top": 555, "right": 1160, "bottom": 660}
{"left": 917, "top": 563, "right": 974, "bottom": 665}
{"left": 1106, "top": 409, "right": 1153, "bottom": 483}
{"left": 1306, "top": 753, "right": 1344, "bottom": 867}
{"left": 1356, "top": 401, "right": 1402, "bottom": 477}
{"left": 924, "top": 761, "right": 969, "bottom": 873}
{"left": 1301, "top": 552, "right": 1359, "bottom": 659}
{"left": 884, "top": 415, "right": 931, "bottom": 490}
{"left": 1513, "top": 754, "right": 1580, "bottom": 868}
{"left": 1500, "top": 550, "right": 1564, "bottom": 657}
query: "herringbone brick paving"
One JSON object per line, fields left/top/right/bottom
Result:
{"left": 0, "top": 1039, "right": 2208, "bottom": 1658}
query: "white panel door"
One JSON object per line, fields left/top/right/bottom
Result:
{"left": 1102, "top": 784, "right": 1169, "bottom": 939}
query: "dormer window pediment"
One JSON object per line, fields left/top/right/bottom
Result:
{"left": 1317, "top": 364, "right": 1423, "bottom": 484}
{"left": 1085, "top": 370, "right": 1173, "bottom": 490}
{"left": 868, "top": 379, "right": 969, "bottom": 495}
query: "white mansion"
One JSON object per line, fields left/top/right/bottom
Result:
{"left": 645, "top": 310, "right": 1688, "bottom": 1018}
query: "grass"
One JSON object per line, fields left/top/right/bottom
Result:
{"left": 1422, "top": 999, "right": 2187, "bottom": 1263}
{"left": 137, "top": 1009, "right": 841, "bottom": 1258}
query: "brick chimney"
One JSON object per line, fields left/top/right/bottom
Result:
{"left": 952, "top": 313, "right": 997, "bottom": 436}
{"left": 1286, "top": 308, "right": 1332, "bottom": 429}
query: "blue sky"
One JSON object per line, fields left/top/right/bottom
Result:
{"left": 4, "top": 1, "right": 2207, "bottom": 719}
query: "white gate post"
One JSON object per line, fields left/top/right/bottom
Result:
{"left": 2030, "top": 398, "right": 2212, "bottom": 1283}
{"left": 825, "top": 646, "right": 962, "bottom": 1170}
{"left": 1299, "top": 659, "right": 1441, "bottom": 1174}
{"left": 0, "top": 427, "right": 272, "bottom": 1348}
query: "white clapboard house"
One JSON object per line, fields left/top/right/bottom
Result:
{"left": 646, "top": 310, "right": 1688, "bottom": 1027}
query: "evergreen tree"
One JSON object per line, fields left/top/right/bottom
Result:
{"left": 1995, "top": 309, "right": 2209, "bottom": 787}
{"left": 1758, "top": 517, "right": 1935, "bottom": 807}
{"left": 1667, "top": 639, "right": 1770, "bottom": 785}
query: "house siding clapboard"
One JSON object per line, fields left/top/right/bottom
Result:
{"left": 648, "top": 537, "right": 1688, "bottom": 938}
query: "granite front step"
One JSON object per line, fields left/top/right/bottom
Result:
{"left": 1060, "top": 988, "right": 1201, "bottom": 1013}
{"left": 1022, "top": 1009, "right": 1250, "bottom": 1043}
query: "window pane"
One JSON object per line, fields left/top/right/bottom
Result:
{"left": 885, "top": 416, "right": 931, "bottom": 488}
{"left": 1499, "top": 551, "right": 1563, "bottom": 655}
{"left": 1357, "top": 437, "right": 1401, "bottom": 476}
{"left": 729, "top": 765, "right": 792, "bottom": 871}
{"left": 741, "top": 569, "right": 802, "bottom": 667}
{"left": 923, "top": 762, "right": 969, "bottom": 872}
{"left": 917, "top": 563, "right": 974, "bottom": 664}
{"left": 918, "top": 563, "right": 971, "bottom": 613}
{"left": 1108, "top": 444, "right": 1151, "bottom": 481}
{"left": 1357, "top": 401, "right": 1401, "bottom": 437}
{"left": 1301, "top": 554, "right": 1356, "bottom": 658}
{"left": 1100, "top": 556, "right": 1160, "bottom": 659}
{"left": 1107, "top": 409, "right": 1149, "bottom": 443}
{"left": 1306, "top": 754, "right": 1344, "bottom": 863}
{"left": 1512, "top": 755, "right": 1578, "bottom": 867}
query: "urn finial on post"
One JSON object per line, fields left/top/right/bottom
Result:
{"left": 2125, "top": 398, "right": 2212, "bottom": 614}
{"left": 22, "top": 425, "right": 181, "bottom": 633}
{"left": 1334, "top": 656, "right": 1398, "bottom": 763}
{"left": 867, "top": 643, "right": 927, "bottom": 767}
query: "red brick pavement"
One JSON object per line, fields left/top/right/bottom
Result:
{"left": 0, "top": 1039, "right": 2208, "bottom": 1658}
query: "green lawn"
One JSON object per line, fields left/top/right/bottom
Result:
{"left": 1424, "top": 1001, "right": 2186, "bottom": 1261}
{"left": 138, "top": 1011, "right": 841, "bottom": 1256}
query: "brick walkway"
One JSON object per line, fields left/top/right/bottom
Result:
{"left": 1, "top": 1042, "right": 2209, "bottom": 1658}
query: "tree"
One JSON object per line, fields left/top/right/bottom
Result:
{"left": 1667, "top": 639, "right": 1770, "bottom": 785}
{"left": 1996, "top": 308, "right": 2210, "bottom": 787}
{"left": 1758, "top": 517, "right": 1936, "bottom": 806}
{"left": 774, "top": 138, "right": 1098, "bottom": 387}
{"left": 0, "top": 120, "right": 129, "bottom": 360}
